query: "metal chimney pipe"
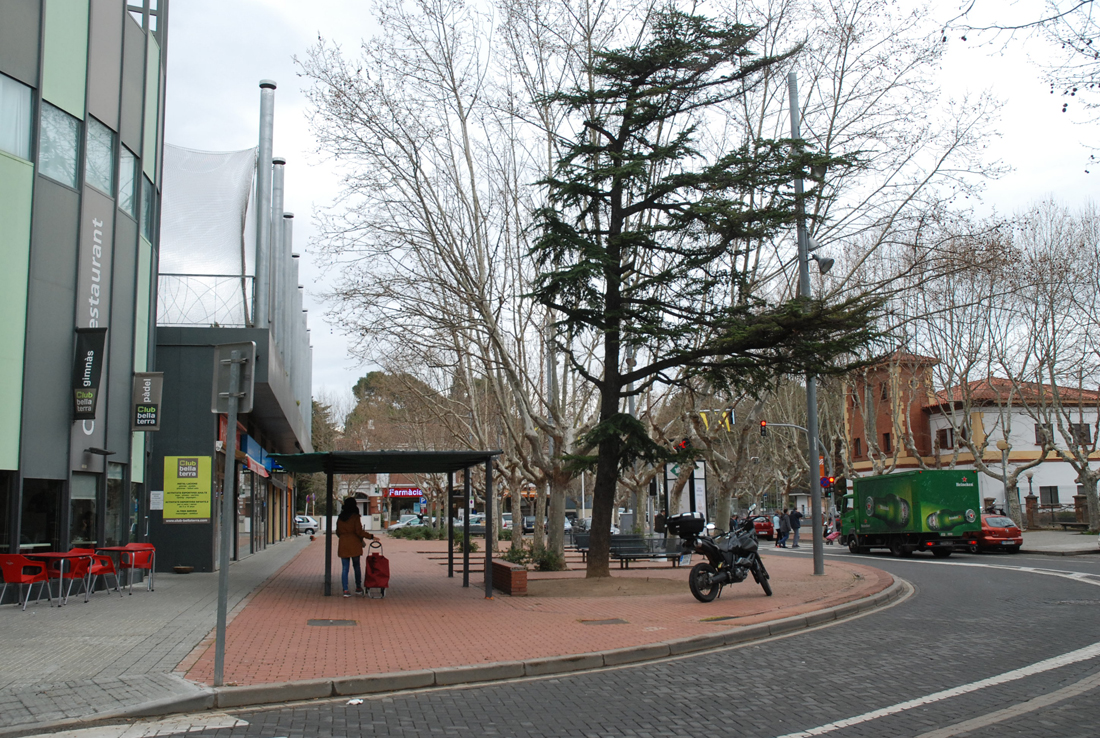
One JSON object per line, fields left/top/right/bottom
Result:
{"left": 254, "top": 80, "right": 276, "bottom": 328}
{"left": 282, "top": 212, "right": 295, "bottom": 363}
{"left": 270, "top": 158, "right": 286, "bottom": 345}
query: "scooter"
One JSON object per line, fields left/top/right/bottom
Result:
{"left": 666, "top": 512, "right": 772, "bottom": 602}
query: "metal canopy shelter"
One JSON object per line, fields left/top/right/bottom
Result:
{"left": 268, "top": 450, "right": 501, "bottom": 598}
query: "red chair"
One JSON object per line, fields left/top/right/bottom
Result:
{"left": 70, "top": 548, "right": 123, "bottom": 598}
{"left": 45, "top": 554, "right": 92, "bottom": 604}
{"left": 0, "top": 555, "right": 52, "bottom": 610}
{"left": 119, "top": 543, "right": 155, "bottom": 594}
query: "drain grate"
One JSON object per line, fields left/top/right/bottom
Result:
{"left": 579, "top": 618, "right": 628, "bottom": 625}
{"left": 308, "top": 619, "right": 358, "bottom": 627}
{"left": 700, "top": 615, "right": 738, "bottom": 622}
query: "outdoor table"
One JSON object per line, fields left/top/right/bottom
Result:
{"left": 94, "top": 546, "right": 133, "bottom": 589}
{"left": 24, "top": 552, "right": 91, "bottom": 606}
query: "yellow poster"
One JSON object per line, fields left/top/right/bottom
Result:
{"left": 163, "top": 456, "right": 212, "bottom": 523}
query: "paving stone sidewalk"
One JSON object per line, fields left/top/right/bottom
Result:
{"left": 0, "top": 537, "right": 309, "bottom": 733}
{"left": 1020, "top": 528, "right": 1100, "bottom": 555}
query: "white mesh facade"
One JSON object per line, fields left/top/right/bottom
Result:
{"left": 159, "top": 145, "right": 257, "bottom": 326}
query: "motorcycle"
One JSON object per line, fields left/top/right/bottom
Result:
{"left": 666, "top": 512, "right": 772, "bottom": 602}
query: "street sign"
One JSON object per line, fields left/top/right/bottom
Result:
{"left": 211, "top": 342, "right": 255, "bottom": 414}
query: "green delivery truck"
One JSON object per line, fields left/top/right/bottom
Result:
{"left": 840, "top": 470, "right": 981, "bottom": 558}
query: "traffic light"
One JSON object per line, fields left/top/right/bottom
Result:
{"left": 760, "top": 420, "right": 767, "bottom": 437}
{"left": 674, "top": 437, "right": 691, "bottom": 451}
{"left": 820, "top": 475, "right": 836, "bottom": 492}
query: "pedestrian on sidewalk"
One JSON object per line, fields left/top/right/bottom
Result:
{"left": 790, "top": 508, "right": 803, "bottom": 547}
{"left": 336, "top": 497, "right": 374, "bottom": 597}
{"left": 778, "top": 509, "right": 791, "bottom": 548}
{"left": 773, "top": 510, "right": 781, "bottom": 547}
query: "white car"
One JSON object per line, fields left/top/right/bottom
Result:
{"left": 387, "top": 514, "right": 423, "bottom": 531}
{"left": 295, "top": 515, "right": 319, "bottom": 535}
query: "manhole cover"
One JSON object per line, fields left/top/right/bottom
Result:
{"left": 579, "top": 618, "right": 628, "bottom": 625}
{"left": 700, "top": 615, "right": 738, "bottom": 622}
{"left": 308, "top": 619, "right": 358, "bottom": 626}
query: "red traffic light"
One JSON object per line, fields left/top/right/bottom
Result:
{"left": 820, "top": 476, "right": 836, "bottom": 489}
{"left": 759, "top": 420, "right": 767, "bottom": 437}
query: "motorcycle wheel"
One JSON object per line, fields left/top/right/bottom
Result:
{"left": 753, "top": 557, "right": 773, "bottom": 596}
{"left": 689, "top": 562, "right": 721, "bottom": 602}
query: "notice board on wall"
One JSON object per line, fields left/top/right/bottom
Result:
{"left": 163, "top": 456, "right": 212, "bottom": 523}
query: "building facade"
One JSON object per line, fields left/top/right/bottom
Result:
{"left": 0, "top": 0, "right": 167, "bottom": 564}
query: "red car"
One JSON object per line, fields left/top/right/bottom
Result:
{"left": 753, "top": 517, "right": 774, "bottom": 540}
{"left": 966, "top": 514, "right": 1022, "bottom": 554}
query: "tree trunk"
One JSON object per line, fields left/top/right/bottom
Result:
{"left": 586, "top": 433, "right": 620, "bottom": 578}
{"left": 510, "top": 486, "right": 524, "bottom": 550}
{"left": 533, "top": 488, "right": 546, "bottom": 550}
{"left": 1081, "top": 473, "right": 1100, "bottom": 532}
{"left": 548, "top": 482, "right": 566, "bottom": 555}
{"left": 715, "top": 486, "right": 733, "bottom": 534}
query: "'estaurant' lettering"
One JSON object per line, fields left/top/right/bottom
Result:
{"left": 88, "top": 218, "right": 103, "bottom": 327}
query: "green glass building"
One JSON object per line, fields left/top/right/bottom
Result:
{"left": 0, "top": 0, "right": 167, "bottom": 567}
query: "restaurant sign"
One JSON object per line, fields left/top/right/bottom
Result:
{"left": 131, "top": 372, "right": 164, "bottom": 431}
{"left": 163, "top": 456, "right": 212, "bottom": 523}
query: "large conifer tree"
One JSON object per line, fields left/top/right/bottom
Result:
{"left": 532, "top": 9, "right": 881, "bottom": 577}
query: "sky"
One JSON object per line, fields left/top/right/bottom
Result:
{"left": 162, "top": 0, "right": 1096, "bottom": 408}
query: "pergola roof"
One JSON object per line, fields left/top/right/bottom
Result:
{"left": 268, "top": 450, "right": 501, "bottom": 475}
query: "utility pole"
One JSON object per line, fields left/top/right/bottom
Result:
{"left": 789, "top": 72, "right": 825, "bottom": 577}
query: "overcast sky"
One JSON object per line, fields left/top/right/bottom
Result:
{"left": 163, "top": 0, "right": 1096, "bottom": 407}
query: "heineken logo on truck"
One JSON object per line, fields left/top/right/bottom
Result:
{"left": 926, "top": 508, "right": 977, "bottom": 530}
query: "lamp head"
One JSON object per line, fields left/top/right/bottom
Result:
{"left": 811, "top": 254, "right": 834, "bottom": 274}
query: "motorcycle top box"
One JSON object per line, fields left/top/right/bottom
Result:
{"left": 666, "top": 511, "right": 706, "bottom": 536}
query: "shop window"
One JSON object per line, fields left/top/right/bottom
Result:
{"left": 118, "top": 146, "right": 137, "bottom": 216}
{"left": 105, "top": 463, "right": 125, "bottom": 547}
{"left": 39, "top": 102, "right": 80, "bottom": 187}
{"left": 129, "top": 481, "right": 143, "bottom": 542}
{"left": 21, "top": 479, "right": 61, "bottom": 552}
{"left": 0, "top": 73, "right": 33, "bottom": 160}
{"left": 70, "top": 473, "right": 98, "bottom": 547}
{"left": 140, "top": 175, "right": 155, "bottom": 241}
{"left": 1040, "top": 486, "right": 1060, "bottom": 506}
{"left": 85, "top": 117, "right": 115, "bottom": 195}
{"left": 0, "top": 471, "right": 12, "bottom": 553}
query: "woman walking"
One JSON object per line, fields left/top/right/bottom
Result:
{"left": 336, "top": 497, "right": 374, "bottom": 597}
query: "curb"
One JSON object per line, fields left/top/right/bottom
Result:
{"left": 1019, "top": 548, "right": 1100, "bottom": 557}
{"left": 6, "top": 577, "right": 907, "bottom": 736}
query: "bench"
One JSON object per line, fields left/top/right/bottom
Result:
{"left": 491, "top": 559, "right": 527, "bottom": 596}
{"left": 1059, "top": 522, "right": 1090, "bottom": 531}
{"left": 572, "top": 532, "right": 590, "bottom": 561}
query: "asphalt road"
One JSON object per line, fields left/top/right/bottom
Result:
{"left": 91, "top": 548, "right": 1100, "bottom": 738}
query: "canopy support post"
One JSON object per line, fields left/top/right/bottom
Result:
{"left": 462, "top": 469, "right": 470, "bottom": 587}
{"left": 484, "top": 457, "right": 493, "bottom": 599}
{"left": 447, "top": 471, "right": 454, "bottom": 578}
{"left": 323, "top": 467, "right": 333, "bottom": 596}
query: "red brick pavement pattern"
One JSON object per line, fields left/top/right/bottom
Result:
{"left": 179, "top": 537, "right": 891, "bottom": 686}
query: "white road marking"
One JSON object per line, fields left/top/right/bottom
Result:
{"left": 912, "top": 669, "right": 1100, "bottom": 738}
{"left": 22, "top": 713, "right": 248, "bottom": 738}
{"left": 774, "top": 641, "right": 1100, "bottom": 738}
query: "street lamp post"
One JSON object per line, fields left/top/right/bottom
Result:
{"left": 1025, "top": 472, "right": 1034, "bottom": 530}
{"left": 995, "top": 439, "right": 1015, "bottom": 521}
{"left": 789, "top": 72, "right": 825, "bottom": 577}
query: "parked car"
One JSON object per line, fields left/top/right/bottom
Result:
{"left": 521, "top": 516, "right": 574, "bottom": 534}
{"left": 502, "top": 513, "right": 513, "bottom": 530}
{"left": 295, "top": 515, "right": 319, "bottom": 535}
{"left": 753, "top": 517, "right": 774, "bottom": 540}
{"left": 963, "top": 514, "right": 1022, "bottom": 554}
{"left": 387, "top": 514, "right": 424, "bottom": 531}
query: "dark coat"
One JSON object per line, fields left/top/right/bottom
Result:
{"left": 790, "top": 510, "right": 803, "bottom": 529}
{"left": 779, "top": 513, "right": 791, "bottom": 533}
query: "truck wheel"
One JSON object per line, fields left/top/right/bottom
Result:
{"left": 689, "top": 562, "right": 721, "bottom": 602}
{"left": 848, "top": 536, "right": 864, "bottom": 554}
{"left": 966, "top": 543, "right": 980, "bottom": 554}
{"left": 931, "top": 548, "right": 952, "bottom": 559}
{"left": 889, "top": 539, "right": 909, "bottom": 557}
